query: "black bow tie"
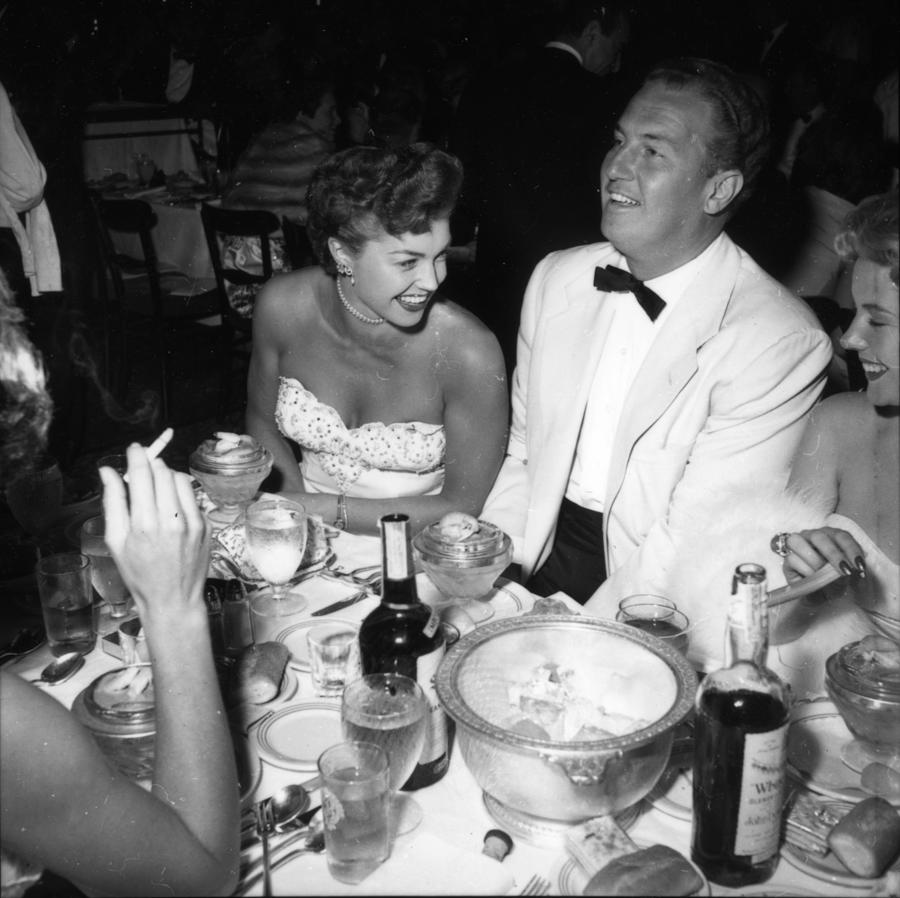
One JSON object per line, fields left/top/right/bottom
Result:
{"left": 593, "top": 265, "right": 666, "bottom": 322}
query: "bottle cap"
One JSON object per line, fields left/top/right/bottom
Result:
{"left": 482, "top": 828, "right": 513, "bottom": 861}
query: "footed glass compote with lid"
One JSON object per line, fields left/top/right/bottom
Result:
{"left": 189, "top": 432, "right": 273, "bottom": 526}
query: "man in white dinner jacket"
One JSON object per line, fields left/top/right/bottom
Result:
{"left": 481, "top": 57, "right": 832, "bottom": 621}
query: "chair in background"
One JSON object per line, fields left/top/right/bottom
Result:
{"left": 88, "top": 193, "right": 222, "bottom": 423}
{"left": 200, "top": 203, "right": 282, "bottom": 412}
{"left": 281, "top": 216, "right": 315, "bottom": 270}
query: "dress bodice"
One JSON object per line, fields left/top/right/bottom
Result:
{"left": 275, "top": 376, "right": 445, "bottom": 498}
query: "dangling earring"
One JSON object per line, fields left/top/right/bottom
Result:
{"left": 336, "top": 261, "right": 352, "bottom": 278}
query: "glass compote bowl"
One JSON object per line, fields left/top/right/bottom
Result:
{"left": 413, "top": 518, "right": 512, "bottom": 624}
{"left": 341, "top": 673, "right": 428, "bottom": 836}
{"left": 189, "top": 433, "right": 273, "bottom": 526}
{"left": 245, "top": 496, "right": 308, "bottom": 625}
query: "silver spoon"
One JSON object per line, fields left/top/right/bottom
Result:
{"left": 241, "top": 782, "right": 313, "bottom": 844}
{"left": 29, "top": 652, "right": 84, "bottom": 685}
{"left": 239, "top": 829, "right": 325, "bottom": 892}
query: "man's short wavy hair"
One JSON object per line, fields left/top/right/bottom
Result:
{"left": 835, "top": 190, "right": 900, "bottom": 287}
{"left": 306, "top": 143, "right": 463, "bottom": 275}
{"left": 643, "top": 57, "right": 771, "bottom": 213}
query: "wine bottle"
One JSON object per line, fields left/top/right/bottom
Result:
{"left": 358, "top": 514, "right": 451, "bottom": 789}
{"left": 691, "top": 562, "right": 791, "bottom": 887}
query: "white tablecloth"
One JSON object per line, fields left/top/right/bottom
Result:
{"left": 5, "top": 530, "right": 882, "bottom": 896}
{"left": 83, "top": 103, "right": 203, "bottom": 182}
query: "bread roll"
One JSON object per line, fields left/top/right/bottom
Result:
{"left": 828, "top": 796, "right": 900, "bottom": 878}
{"left": 232, "top": 642, "right": 289, "bottom": 704}
{"left": 584, "top": 844, "right": 704, "bottom": 896}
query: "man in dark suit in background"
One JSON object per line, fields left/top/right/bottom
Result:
{"left": 450, "top": 0, "right": 631, "bottom": 378}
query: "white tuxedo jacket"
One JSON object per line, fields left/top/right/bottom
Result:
{"left": 481, "top": 234, "right": 832, "bottom": 618}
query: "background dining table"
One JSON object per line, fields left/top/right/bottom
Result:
{"left": 2, "top": 524, "right": 888, "bottom": 897}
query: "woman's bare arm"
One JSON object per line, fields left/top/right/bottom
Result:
{"left": 0, "top": 446, "right": 239, "bottom": 896}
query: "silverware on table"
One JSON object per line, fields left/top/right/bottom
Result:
{"left": 311, "top": 586, "right": 372, "bottom": 617}
{"left": 256, "top": 798, "right": 275, "bottom": 897}
{"left": 518, "top": 874, "right": 551, "bottom": 896}
{"left": 238, "top": 829, "right": 326, "bottom": 894}
{"left": 0, "top": 626, "right": 45, "bottom": 665}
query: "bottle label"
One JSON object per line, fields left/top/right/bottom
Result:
{"left": 423, "top": 607, "right": 440, "bottom": 639}
{"left": 734, "top": 722, "right": 788, "bottom": 861}
{"left": 416, "top": 643, "right": 448, "bottom": 764}
{"left": 383, "top": 520, "right": 412, "bottom": 579}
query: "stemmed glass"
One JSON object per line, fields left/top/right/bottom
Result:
{"left": 80, "top": 515, "right": 131, "bottom": 619}
{"left": 245, "top": 497, "right": 308, "bottom": 621}
{"left": 341, "top": 673, "right": 428, "bottom": 836}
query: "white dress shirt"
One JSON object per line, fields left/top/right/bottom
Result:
{"left": 566, "top": 235, "right": 725, "bottom": 511}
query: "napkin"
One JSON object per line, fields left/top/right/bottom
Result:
{"left": 271, "top": 832, "right": 515, "bottom": 895}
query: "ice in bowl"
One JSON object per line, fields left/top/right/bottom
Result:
{"left": 189, "top": 432, "right": 273, "bottom": 524}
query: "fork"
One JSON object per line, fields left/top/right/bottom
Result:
{"left": 256, "top": 798, "right": 275, "bottom": 897}
{"left": 519, "top": 874, "right": 551, "bottom": 896}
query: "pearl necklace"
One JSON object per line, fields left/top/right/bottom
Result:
{"left": 336, "top": 277, "right": 384, "bottom": 325}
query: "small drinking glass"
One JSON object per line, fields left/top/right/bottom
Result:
{"left": 36, "top": 553, "right": 96, "bottom": 657}
{"left": 307, "top": 623, "right": 360, "bottom": 696}
{"left": 81, "top": 515, "right": 131, "bottom": 619}
{"left": 246, "top": 497, "right": 308, "bottom": 620}
{"left": 318, "top": 741, "right": 391, "bottom": 884}
{"left": 616, "top": 594, "right": 691, "bottom": 657}
{"left": 341, "top": 673, "right": 427, "bottom": 836}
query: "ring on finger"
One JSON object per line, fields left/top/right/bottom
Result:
{"left": 770, "top": 532, "right": 791, "bottom": 557}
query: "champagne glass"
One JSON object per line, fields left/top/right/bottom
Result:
{"left": 341, "top": 673, "right": 428, "bottom": 836}
{"left": 246, "top": 497, "right": 308, "bottom": 621}
{"left": 80, "top": 515, "right": 131, "bottom": 619}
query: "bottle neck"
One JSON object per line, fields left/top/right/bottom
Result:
{"left": 380, "top": 513, "right": 420, "bottom": 607}
{"left": 725, "top": 569, "right": 770, "bottom": 668}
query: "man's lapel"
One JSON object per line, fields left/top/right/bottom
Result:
{"left": 604, "top": 237, "right": 741, "bottom": 510}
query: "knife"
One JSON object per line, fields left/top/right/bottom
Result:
{"left": 311, "top": 587, "right": 373, "bottom": 617}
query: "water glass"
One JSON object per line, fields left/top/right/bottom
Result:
{"left": 318, "top": 741, "right": 391, "bottom": 884}
{"left": 307, "top": 623, "right": 360, "bottom": 696}
{"left": 36, "top": 553, "right": 96, "bottom": 656}
{"left": 80, "top": 515, "right": 131, "bottom": 619}
{"left": 616, "top": 594, "right": 691, "bottom": 656}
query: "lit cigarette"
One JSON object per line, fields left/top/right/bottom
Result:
{"left": 122, "top": 427, "right": 174, "bottom": 482}
{"left": 145, "top": 427, "right": 174, "bottom": 462}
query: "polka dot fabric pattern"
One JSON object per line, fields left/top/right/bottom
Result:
{"left": 275, "top": 376, "right": 445, "bottom": 494}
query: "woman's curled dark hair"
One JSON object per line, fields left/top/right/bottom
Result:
{"left": 306, "top": 143, "right": 463, "bottom": 274}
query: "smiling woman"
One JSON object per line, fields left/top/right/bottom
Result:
{"left": 769, "top": 191, "right": 900, "bottom": 677}
{"left": 245, "top": 143, "right": 509, "bottom": 536}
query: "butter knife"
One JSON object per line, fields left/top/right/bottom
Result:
{"left": 311, "top": 587, "right": 372, "bottom": 617}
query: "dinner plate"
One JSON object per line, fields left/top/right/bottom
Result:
{"left": 787, "top": 701, "right": 900, "bottom": 807}
{"left": 781, "top": 837, "right": 900, "bottom": 889}
{"left": 552, "top": 843, "right": 710, "bottom": 896}
{"left": 234, "top": 736, "right": 262, "bottom": 805}
{"left": 253, "top": 700, "right": 343, "bottom": 771}
{"left": 275, "top": 618, "right": 358, "bottom": 672}
{"left": 645, "top": 765, "right": 693, "bottom": 821}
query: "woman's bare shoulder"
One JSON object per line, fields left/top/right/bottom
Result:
{"left": 810, "top": 392, "right": 874, "bottom": 432}
{"left": 254, "top": 268, "right": 327, "bottom": 326}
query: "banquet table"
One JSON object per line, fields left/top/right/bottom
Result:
{"left": 95, "top": 180, "right": 218, "bottom": 288}
{"left": 83, "top": 102, "right": 206, "bottom": 183}
{"left": 3, "top": 526, "right": 890, "bottom": 897}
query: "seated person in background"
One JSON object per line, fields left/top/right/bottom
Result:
{"left": 481, "top": 58, "right": 832, "bottom": 611}
{"left": 0, "top": 274, "right": 239, "bottom": 896}
{"left": 219, "top": 57, "right": 339, "bottom": 318}
{"left": 772, "top": 190, "right": 899, "bottom": 654}
{"left": 781, "top": 102, "right": 892, "bottom": 393}
{"left": 245, "top": 143, "right": 508, "bottom": 536}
